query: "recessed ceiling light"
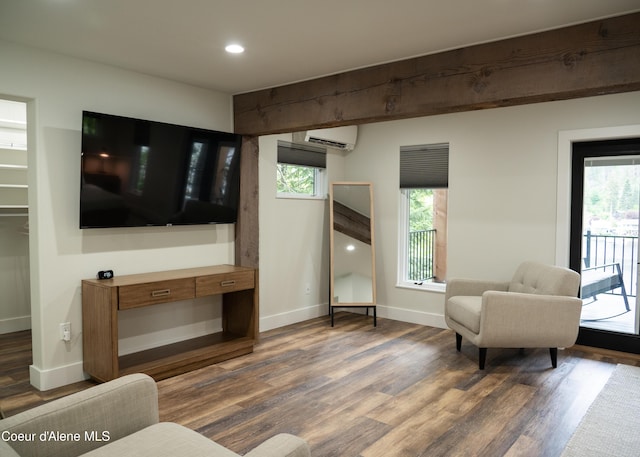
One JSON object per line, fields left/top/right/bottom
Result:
{"left": 225, "top": 44, "right": 245, "bottom": 54}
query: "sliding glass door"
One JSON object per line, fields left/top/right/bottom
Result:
{"left": 570, "top": 138, "right": 640, "bottom": 353}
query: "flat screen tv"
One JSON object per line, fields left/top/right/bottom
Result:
{"left": 80, "top": 111, "right": 242, "bottom": 228}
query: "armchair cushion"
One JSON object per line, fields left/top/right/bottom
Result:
{"left": 446, "top": 296, "right": 482, "bottom": 334}
{"left": 81, "top": 422, "right": 239, "bottom": 457}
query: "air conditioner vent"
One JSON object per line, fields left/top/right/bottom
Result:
{"left": 306, "top": 136, "right": 350, "bottom": 149}
{"left": 292, "top": 126, "right": 357, "bottom": 151}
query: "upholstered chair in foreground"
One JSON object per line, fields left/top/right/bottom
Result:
{"left": 0, "top": 373, "right": 311, "bottom": 457}
{"left": 445, "top": 261, "right": 582, "bottom": 369}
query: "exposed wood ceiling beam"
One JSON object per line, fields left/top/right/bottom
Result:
{"left": 233, "top": 13, "right": 640, "bottom": 136}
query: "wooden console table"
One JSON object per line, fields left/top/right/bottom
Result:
{"left": 82, "top": 265, "right": 258, "bottom": 382}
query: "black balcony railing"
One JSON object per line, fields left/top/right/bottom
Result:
{"left": 408, "top": 230, "right": 637, "bottom": 291}
{"left": 583, "top": 230, "right": 638, "bottom": 297}
{"left": 408, "top": 229, "right": 436, "bottom": 282}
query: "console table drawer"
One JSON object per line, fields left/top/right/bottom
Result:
{"left": 119, "top": 278, "right": 195, "bottom": 309}
{"left": 196, "top": 270, "right": 254, "bottom": 296}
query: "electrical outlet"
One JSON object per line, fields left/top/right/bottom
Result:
{"left": 304, "top": 283, "right": 311, "bottom": 295}
{"left": 59, "top": 322, "right": 71, "bottom": 342}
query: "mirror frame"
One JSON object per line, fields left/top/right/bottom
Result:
{"left": 329, "top": 181, "right": 376, "bottom": 326}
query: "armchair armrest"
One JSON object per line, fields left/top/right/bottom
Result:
{"left": 245, "top": 433, "right": 311, "bottom": 457}
{"left": 445, "top": 278, "right": 509, "bottom": 302}
{"left": 0, "top": 373, "right": 159, "bottom": 457}
{"left": 479, "top": 291, "right": 582, "bottom": 348}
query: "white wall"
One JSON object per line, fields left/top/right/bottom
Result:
{"left": 259, "top": 91, "right": 640, "bottom": 330}
{"left": 1, "top": 40, "right": 234, "bottom": 390}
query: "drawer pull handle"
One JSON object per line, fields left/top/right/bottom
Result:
{"left": 151, "top": 289, "right": 171, "bottom": 297}
{"left": 220, "top": 280, "right": 236, "bottom": 287}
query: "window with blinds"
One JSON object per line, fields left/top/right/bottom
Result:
{"left": 398, "top": 143, "right": 449, "bottom": 287}
{"left": 277, "top": 140, "right": 327, "bottom": 198}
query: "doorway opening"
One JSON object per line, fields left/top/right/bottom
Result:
{"left": 570, "top": 137, "right": 640, "bottom": 353}
{"left": 0, "top": 98, "right": 30, "bottom": 335}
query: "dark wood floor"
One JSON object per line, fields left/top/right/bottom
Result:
{"left": 2, "top": 313, "right": 640, "bottom": 456}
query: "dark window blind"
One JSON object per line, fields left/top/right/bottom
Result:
{"left": 278, "top": 141, "right": 326, "bottom": 168}
{"left": 400, "top": 143, "right": 449, "bottom": 188}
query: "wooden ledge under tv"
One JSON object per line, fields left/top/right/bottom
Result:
{"left": 81, "top": 265, "right": 258, "bottom": 382}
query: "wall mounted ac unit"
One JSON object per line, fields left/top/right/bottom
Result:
{"left": 292, "top": 126, "right": 358, "bottom": 151}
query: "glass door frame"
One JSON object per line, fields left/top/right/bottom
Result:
{"left": 569, "top": 138, "right": 640, "bottom": 354}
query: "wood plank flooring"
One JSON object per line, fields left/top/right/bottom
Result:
{"left": 2, "top": 313, "right": 640, "bottom": 456}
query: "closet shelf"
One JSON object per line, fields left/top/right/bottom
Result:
{"left": 0, "top": 205, "right": 29, "bottom": 211}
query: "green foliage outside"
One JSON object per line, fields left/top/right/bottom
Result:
{"left": 277, "top": 163, "right": 315, "bottom": 195}
{"left": 584, "top": 163, "right": 640, "bottom": 235}
{"left": 408, "top": 188, "right": 435, "bottom": 281}
{"left": 409, "top": 188, "right": 434, "bottom": 230}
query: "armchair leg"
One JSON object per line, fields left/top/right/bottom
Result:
{"left": 479, "top": 348, "right": 487, "bottom": 370}
{"left": 455, "top": 333, "right": 462, "bottom": 352}
{"left": 549, "top": 348, "right": 558, "bottom": 368}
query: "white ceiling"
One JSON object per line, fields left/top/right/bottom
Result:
{"left": 1, "top": 0, "right": 639, "bottom": 95}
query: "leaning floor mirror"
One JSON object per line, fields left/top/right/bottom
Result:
{"left": 329, "top": 181, "right": 377, "bottom": 326}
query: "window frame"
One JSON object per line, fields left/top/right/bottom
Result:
{"left": 276, "top": 163, "right": 327, "bottom": 200}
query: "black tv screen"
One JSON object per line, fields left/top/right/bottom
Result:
{"left": 80, "top": 111, "right": 242, "bottom": 228}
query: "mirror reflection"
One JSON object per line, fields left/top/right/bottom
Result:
{"left": 330, "top": 182, "right": 376, "bottom": 326}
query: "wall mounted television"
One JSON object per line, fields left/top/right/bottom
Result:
{"left": 80, "top": 111, "right": 242, "bottom": 229}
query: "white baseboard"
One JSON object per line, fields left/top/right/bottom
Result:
{"left": 259, "top": 303, "right": 447, "bottom": 332}
{"left": 376, "top": 305, "right": 447, "bottom": 329}
{"left": 30, "top": 361, "right": 88, "bottom": 391}
{"left": 260, "top": 304, "right": 327, "bottom": 332}
{"left": 0, "top": 315, "right": 31, "bottom": 334}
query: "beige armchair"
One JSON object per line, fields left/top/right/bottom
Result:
{"left": 445, "top": 261, "right": 582, "bottom": 369}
